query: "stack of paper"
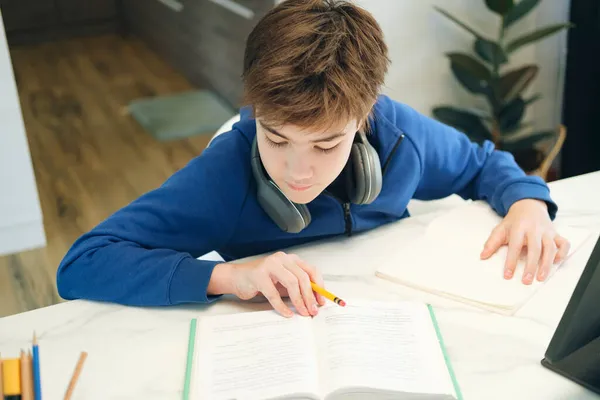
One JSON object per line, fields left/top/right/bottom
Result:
{"left": 375, "top": 201, "right": 593, "bottom": 315}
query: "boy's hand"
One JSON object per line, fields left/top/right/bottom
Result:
{"left": 209, "top": 252, "right": 326, "bottom": 318}
{"left": 480, "top": 199, "right": 570, "bottom": 284}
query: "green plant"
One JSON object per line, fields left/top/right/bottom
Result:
{"left": 432, "top": 0, "right": 572, "bottom": 173}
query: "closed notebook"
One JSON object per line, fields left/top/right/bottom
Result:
{"left": 375, "top": 201, "right": 593, "bottom": 315}
{"left": 184, "top": 300, "right": 462, "bottom": 400}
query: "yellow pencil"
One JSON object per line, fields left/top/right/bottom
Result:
{"left": 0, "top": 353, "right": 4, "bottom": 396}
{"left": 3, "top": 358, "right": 21, "bottom": 399}
{"left": 310, "top": 282, "right": 346, "bottom": 306}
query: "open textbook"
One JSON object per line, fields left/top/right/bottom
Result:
{"left": 375, "top": 201, "right": 593, "bottom": 315}
{"left": 186, "top": 300, "right": 462, "bottom": 400}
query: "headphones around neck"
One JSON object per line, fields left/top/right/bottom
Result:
{"left": 250, "top": 130, "right": 382, "bottom": 233}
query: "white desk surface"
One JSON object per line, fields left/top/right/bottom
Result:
{"left": 1, "top": 171, "right": 599, "bottom": 399}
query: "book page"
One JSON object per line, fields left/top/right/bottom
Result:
{"left": 314, "top": 300, "right": 455, "bottom": 398}
{"left": 193, "top": 310, "right": 320, "bottom": 400}
{"left": 376, "top": 201, "right": 593, "bottom": 312}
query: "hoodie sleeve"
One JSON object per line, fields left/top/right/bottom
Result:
{"left": 390, "top": 100, "right": 557, "bottom": 219}
{"left": 56, "top": 132, "right": 251, "bottom": 306}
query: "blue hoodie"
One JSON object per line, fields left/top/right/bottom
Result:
{"left": 56, "top": 95, "right": 557, "bottom": 306}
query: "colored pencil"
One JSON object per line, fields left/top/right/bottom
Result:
{"left": 63, "top": 352, "right": 87, "bottom": 400}
{"left": 21, "top": 349, "right": 33, "bottom": 400}
{"left": 28, "top": 351, "right": 34, "bottom": 396}
{"left": 0, "top": 353, "right": 4, "bottom": 396}
{"left": 32, "top": 332, "right": 42, "bottom": 400}
{"left": 310, "top": 282, "right": 346, "bottom": 306}
{"left": 3, "top": 358, "right": 21, "bottom": 398}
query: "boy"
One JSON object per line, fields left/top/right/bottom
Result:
{"left": 57, "top": 0, "right": 570, "bottom": 318}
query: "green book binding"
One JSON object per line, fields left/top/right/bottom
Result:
{"left": 182, "top": 318, "right": 197, "bottom": 400}
{"left": 427, "top": 304, "right": 464, "bottom": 400}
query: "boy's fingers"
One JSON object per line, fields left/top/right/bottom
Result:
{"left": 270, "top": 266, "right": 307, "bottom": 316}
{"left": 554, "top": 235, "right": 571, "bottom": 263}
{"left": 259, "top": 279, "right": 293, "bottom": 317}
{"left": 291, "top": 254, "right": 322, "bottom": 283}
{"left": 292, "top": 256, "right": 326, "bottom": 306}
{"left": 285, "top": 260, "right": 319, "bottom": 315}
{"left": 504, "top": 230, "right": 524, "bottom": 279}
{"left": 481, "top": 224, "right": 507, "bottom": 259}
{"left": 537, "top": 234, "right": 557, "bottom": 281}
{"left": 275, "top": 282, "right": 289, "bottom": 297}
{"left": 316, "top": 293, "right": 326, "bottom": 307}
{"left": 523, "top": 230, "right": 542, "bottom": 285}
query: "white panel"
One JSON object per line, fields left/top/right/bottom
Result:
{"left": 0, "top": 12, "right": 46, "bottom": 255}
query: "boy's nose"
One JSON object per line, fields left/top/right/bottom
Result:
{"left": 287, "top": 154, "right": 313, "bottom": 182}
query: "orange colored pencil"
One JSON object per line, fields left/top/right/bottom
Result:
{"left": 21, "top": 349, "right": 33, "bottom": 400}
{"left": 63, "top": 351, "right": 88, "bottom": 400}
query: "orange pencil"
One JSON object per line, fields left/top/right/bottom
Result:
{"left": 311, "top": 282, "right": 346, "bottom": 306}
{"left": 63, "top": 351, "right": 88, "bottom": 400}
{"left": 21, "top": 350, "right": 33, "bottom": 400}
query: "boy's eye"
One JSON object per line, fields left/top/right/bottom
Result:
{"left": 265, "top": 133, "right": 339, "bottom": 154}
{"left": 316, "top": 144, "right": 338, "bottom": 154}
{"left": 265, "top": 135, "right": 287, "bottom": 148}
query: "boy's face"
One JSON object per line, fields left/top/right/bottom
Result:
{"left": 256, "top": 118, "right": 359, "bottom": 204}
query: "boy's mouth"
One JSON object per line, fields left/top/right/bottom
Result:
{"left": 286, "top": 182, "right": 313, "bottom": 192}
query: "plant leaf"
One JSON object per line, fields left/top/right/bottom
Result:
{"left": 446, "top": 53, "right": 493, "bottom": 94}
{"left": 461, "top": 107, "right": 493, "bottom": 120}
{"left": 485, "top": 0, "right": 514, "bottom": 15}
{"left": 506, "top": 23, "right": 573, "bottom": 54}
{"left": 500, "top": 130, "right": 556, "bottom": 151}
{"left": 432, "top": 106, "right": 492, "bottom": 143}
{"left": 498, "top": 65, "right": 538, "bottom": 103}
{"left": 498, "top": 97, "right": 526, "bottom": 133}
{"left": 503, "top": 0, "right": 540, "bottom": 28}
{"left": 447, "top": 53, "right": 492, "bottom": 80}
{"left": 524, "top": 93, "right": 541, "bottom": 105}
{"left": 434, "top": 6, "right": 486, "bottom": 40}
{"left": 502, "top": 121, "right": 532, "bottom": 135}
{"left": 474, "top": 38, "right": 508, "bottom": 65}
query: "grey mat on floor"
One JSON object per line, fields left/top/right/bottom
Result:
{"left": 127, "top": 90, "right": 237, "bottom": 141}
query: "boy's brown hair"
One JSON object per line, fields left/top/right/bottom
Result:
{"left": 242, "top": 0, "right": 390, "bottom": 133}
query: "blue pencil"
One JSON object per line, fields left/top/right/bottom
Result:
{"left": 33, "top": 332, "right": 42, "bottom": 400}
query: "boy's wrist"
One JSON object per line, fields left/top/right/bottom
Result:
{"left": 207, "top": 262, "right": 236, "bottom": 295}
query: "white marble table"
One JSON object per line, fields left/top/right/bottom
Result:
{"left": 1, "top": 171, "right": 600, "bottom": 400}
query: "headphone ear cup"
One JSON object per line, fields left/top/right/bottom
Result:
{"left": 347, "top": 144, "right": 367, "bottom": 204}
{"left": 296, "top": 202, "right": 311, "bottom": 227}
{"left": 256, "top": 181, "right": 309, "bottom": 233}
{"left": 251, "top": 137, "right": 310, "bottom": 233}
{"left": 348, "top": 141, "right": 382, "bottom": 204}
{"left": 362, "top": 143, "right": 382, "bottom": 204}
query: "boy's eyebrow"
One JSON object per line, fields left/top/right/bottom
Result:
{"left": 259, "top": 121, "right": 347, "bottom": 142}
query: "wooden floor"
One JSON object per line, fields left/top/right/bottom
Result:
{"left": 0, "top": 34, "right": 214, "bottom": 318}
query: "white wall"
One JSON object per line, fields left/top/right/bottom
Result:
{"left": 353, "top": 0, "right": 570, "bottom": 134}
{"left": 0, "top": 12, "right": 46, "bottom": 256}
{"left": 0, "top": 1, "right": 570, "bottom": 257}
